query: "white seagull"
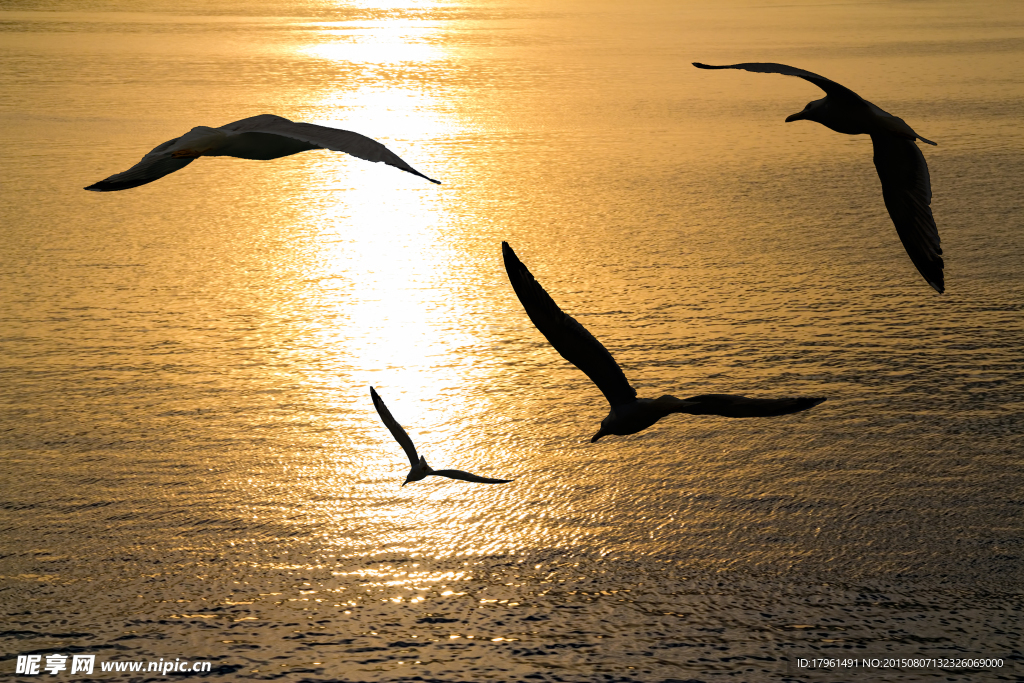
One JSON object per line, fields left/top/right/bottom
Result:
{"left": 502, "top": 242, "right": 826, "bottom": 442}
{"left": 370, "top": 387, "right": 513, "bottom": 486}
{"left": 85, "top": 114, "right": 440, "bottom": 191}
{"left": 693, "top": 62, "right": 943, "bottom": 293}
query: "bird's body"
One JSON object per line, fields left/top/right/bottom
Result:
{"left": 370, "top": 387, "right": 512, "bottom": 486}
{"left": 501, "top": 242, "right": 826, "bottom": 442}
{"left": 85, "top": 114, "right": 440, "bottom": 191}
{"left": 692, "top": 62, "right": 943, "bottom": 293}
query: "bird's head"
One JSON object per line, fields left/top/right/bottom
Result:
{"left": 785, "top": 98, "right": 826, "bottom": 123}
{"left": 168, "top": 126, "right": 227, "bottom": 158}
{"left": 591, "top": 419, "right": 611, "bottom": 443}
{"left": 403, "top": 457, "right": 430, "bottom": 486}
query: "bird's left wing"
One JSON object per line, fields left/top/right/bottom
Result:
{"left": 219, "top": 114, "right": 440, "bottom": 184}
{"left": 370, "top": 387, "right": 420, "bottom": 468}
{"left": 672, "top": 394, "right": 826, "bottom": 417}
{"left": 84, "top": 137, "right": 196, "bottom": 191}
{"left": 502, "top": 242, "right": 637, "bottom": 408}
{"left": 692, "top": 62, "right": 863, "bottom": 103}
{"left": 870, "top": 134, "right": 944, "bottom": 293}
{"left": 431, "top": 469, "right": 513, "bottom": 484}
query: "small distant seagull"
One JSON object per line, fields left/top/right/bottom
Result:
{"left": 502, "top": 242, "right": 826, "bottom": 442}
{"left": 370, "top": 387, "right": 512, "bottom": 486}
{"left": 693, "top": 62, "right": 943, "bottom": 293}
{"left": 85, "top": 114, "right": 440, "bottom": 191}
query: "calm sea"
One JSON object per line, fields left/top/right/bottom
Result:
{"left": 1, "top": 0, "right": 1022, "bottom": 680}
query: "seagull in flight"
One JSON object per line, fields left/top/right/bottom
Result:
{"left": 502, "top": 242, "right": 826, "bottom": 442}
{"left": 370, "top": 387, "right": 512, "bottom": 486}
{"left": 693, "top": 62, "right": 943, "bottom": 293}
{"left": 85, "top": 114, "right": 440, "bottom": 191}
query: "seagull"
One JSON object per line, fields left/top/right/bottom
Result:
{"left": 85, "top": 114, "right": 440, "bottom": 191}
{"left": 370, "top": 387, "right": 512, "bottom": 486}
{"left": 692, "top": 62, "right": 943, "bottom": 293}
{"left": 502, "top": 242, "right": 826, "bottom": 442}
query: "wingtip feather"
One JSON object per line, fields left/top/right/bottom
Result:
{"left": 501, "top": 240, "right": 518, "bottom": 261}
{"left": 369, "top": 385, "right": 384, "bottom": 409}
{"left": 793, "top": 396, "right": 827, "bottom": 413}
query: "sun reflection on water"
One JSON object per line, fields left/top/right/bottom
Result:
{"left": 300, "top": 22, "right": 448, "bottom": 65}
{"left": 257, "top": 16, "right": 528, "bottom": 561}
{"left": 324, "top": 0, "right": 442, "bottom": 11}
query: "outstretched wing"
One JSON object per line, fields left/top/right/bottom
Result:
{"left": 673, "top": 394, "right": 826, "bottom": 418}
{"left": 84, "top": 137, "right": 195, "bottom": 191}
{"left": 502, "top": 242, "right": 637, "bottom": 408}
{"left": 692, "top": 62, "right": 864, "bottom": 103}
{"left": 870, "top": 134, "right": 943, "bottom": 293}
{"left": 430, "top": 469, "right": 512, "bottom": 484}
{"left": 370, "top": 387, "right": 419, "bottom": 468}
{"left": 219, "top": 114, "right": 440, "bottom": 184}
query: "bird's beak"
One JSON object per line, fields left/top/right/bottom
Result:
{"left": 591, "top": 429, "right": 606, "bottom": 443}
{"left": 401, "top": 480, "right": 408, "bottom": 487}
{"left": 785, "top": 112, "right": 805, "bottom": 123}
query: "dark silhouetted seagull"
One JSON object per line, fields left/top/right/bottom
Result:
{"left": 370, "top": 387, "right": 512, "bottom": 486}
{"left": 693, "top": 62, "right": 943, "bottom": 293}
{"left": 502, "top": 242, "right": 826, "bottom": 442}
{"left": 85, "top": 114, "right": 440, "bottom": 191}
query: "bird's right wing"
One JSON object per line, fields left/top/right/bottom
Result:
{"left": 692, "top": 62, "right": 863, "bottom": 103}
{"left": 370, "top": 387, "right": 419, "bottom": 467}
{"left": 219, "top": 114, "right": 440, "bottom": 184}
{"left": 870, "top": 134, "right": 944, "bottom": 293}
{"left": 502, "top": 242, "right": 637, "bottom": 408}
{"left": 431, "top": 469, "right": 513, "bottom": 484}
{"left": 84, "top": 137, "right": 195, "bottom": 191}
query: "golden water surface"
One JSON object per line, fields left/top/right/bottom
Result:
{"left": 1, "top": 0, "right": 1022, "bottom": 680}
